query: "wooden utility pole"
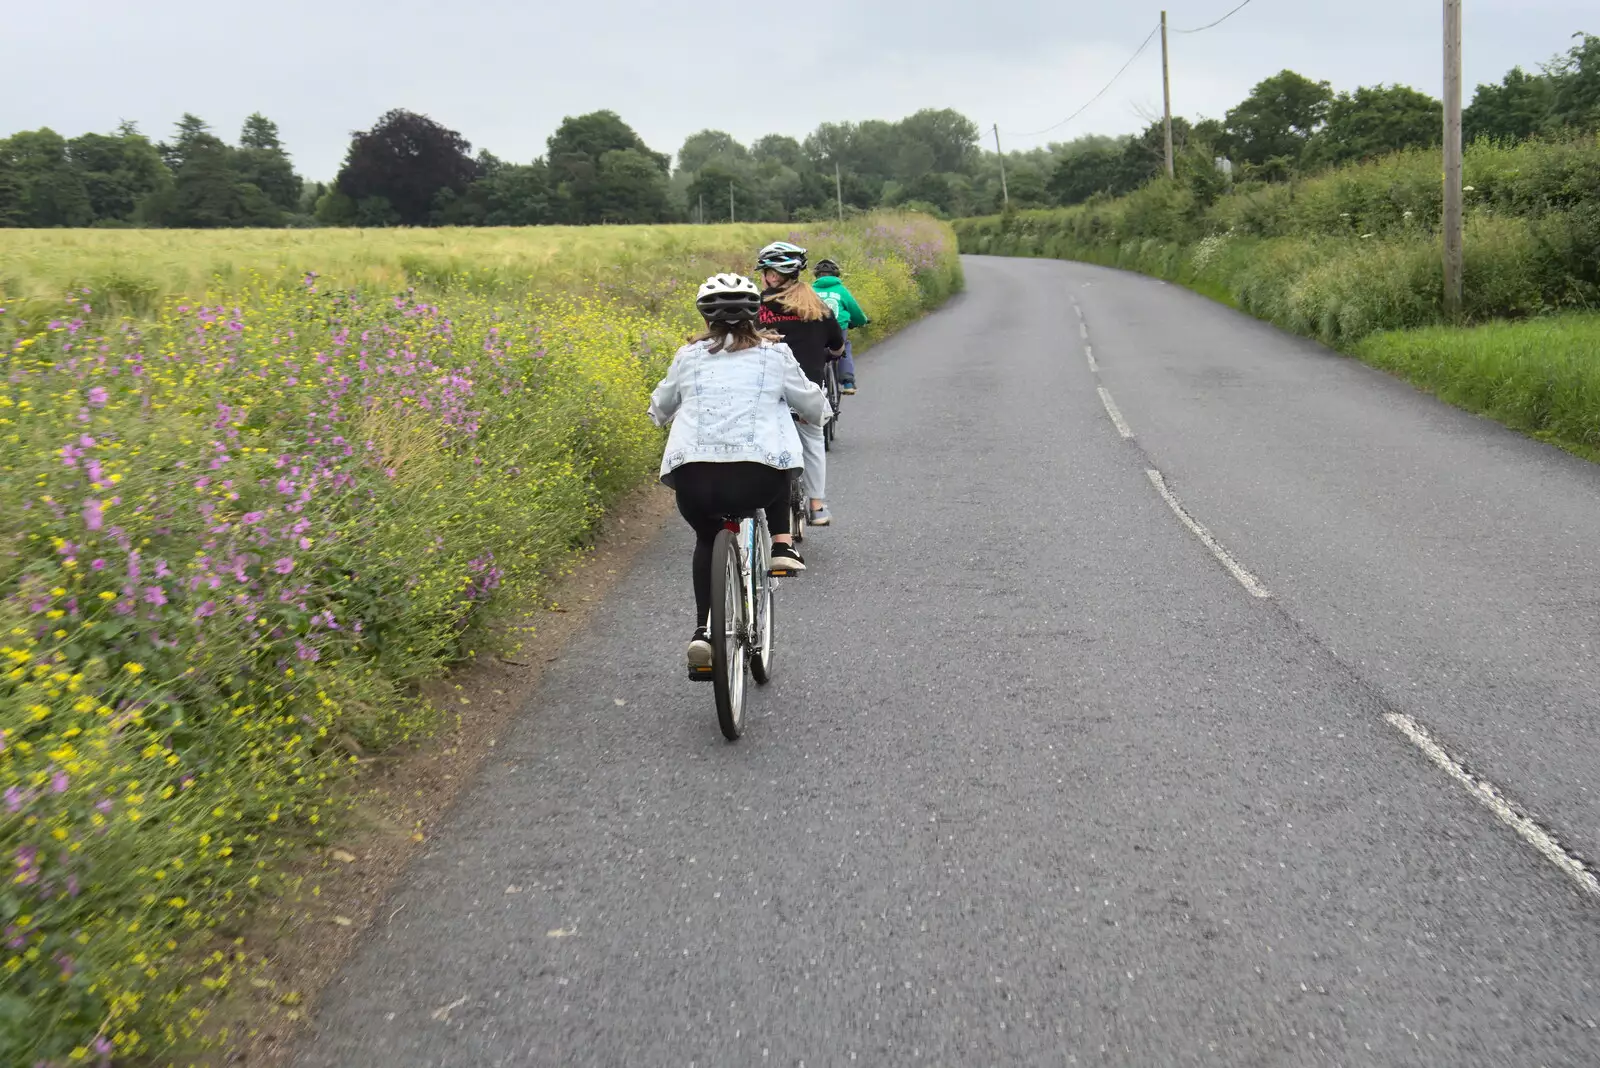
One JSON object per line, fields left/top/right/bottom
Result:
{"left": 1443, "top": 0, "right": 1464, "bottom": 319}
{"left": 698, "top": 193, "right": 705, "bottom": 226}
{"left": 835, "top": 160, "right": 844, "bottom": 222}
{"left": 1161, "top": 10, "right": 1176, "bottom": 179}
{"left": 993, "top": 124, "right": 1009, "bottom": 209}
{"left": 729, "top": 182, "right": 735, "bottom": 224}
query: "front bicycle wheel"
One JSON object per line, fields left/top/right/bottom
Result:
{"left": 789, "top": 476, "right": 807, "bottom": 544}
{"left": 709, "top": 528, "right": 748, "bottom": 740}
{"left": 750, "top": 520, "right": 775, "bottom": 687}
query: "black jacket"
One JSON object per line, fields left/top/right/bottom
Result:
{"left": 759, "top": 292, "right": 844, "bottom": 387}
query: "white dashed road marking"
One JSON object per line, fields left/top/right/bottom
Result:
{"left": 1144, "top": 470, "right": 1271, "bottom": 598}
{"left": 1097, "top": 387, "right": 1133, "bottom": 439}
{"left": 1085, "top": 345, "right": 1098, "bottom": 373}
{"left": 1384, "top": 712, "right": 1600, "bottom": 899}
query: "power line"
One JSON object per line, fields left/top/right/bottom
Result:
{"left": 1003, "top": 24, "right": 1162, "bottom": 138}
{"left": 1173, "top": 0, "right": 1256, "bottom": 34}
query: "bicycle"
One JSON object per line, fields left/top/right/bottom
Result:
{"left": 689, "top": 507, "right": 798, "bottom": 740}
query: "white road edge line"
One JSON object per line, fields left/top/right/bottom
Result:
{"left": 1085, "top": 345, "right": 1099, "bottom": 373}
{"left": 1079, "top": 322, "right": 1089, "bottom": 341}
{"left": 1144, "top": 470, "right": 1271, "bottom": 599}
{"left": 1383, "top": 712, "right": 1600, "bottom": 899}
{"left": 1097, "top": 387, "right": 1133, "bottom": 440}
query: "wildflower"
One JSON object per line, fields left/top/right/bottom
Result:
{"left": 84, "top": 499, "right": 105, "bottom": 531}
{"left": 196, "top": 601, "right": 217, "bottom": 619}
{"left": 52, "top": 770, "right": 69, "bottom": 794}
{"left": 124, "top": 662, "right": 145, "bottom": 675}
{"left": 274, "top": 557, "right": 295, "bottom": 575}
{"left": 87, "top": 386, "right": 109, "bottom": 407}
{"left": 145, "top": 586, "right": 168, "bottom": 607}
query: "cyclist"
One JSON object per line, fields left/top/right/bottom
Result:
{"left": 756, "top": 241, "right": 844, "bottom": 526}
{"left": 650, "top": 273, "right": 825, "bottom": 670}
{"left": 811, "top": 258, "right": 870, "bottom": 395}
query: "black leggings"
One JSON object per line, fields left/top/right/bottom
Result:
{"left": 673, "top": 462, "right": 792, "bottom": 625}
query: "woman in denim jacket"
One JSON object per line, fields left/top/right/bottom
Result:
{"left": 650, "top": 273, "right": 827, "bottom": 669}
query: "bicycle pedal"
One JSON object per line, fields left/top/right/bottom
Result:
{"left": 768, "top": 568, "right": 799, "bottom": 578}
{"left": 688, "top": 666, "right": 715, "bottom": 682}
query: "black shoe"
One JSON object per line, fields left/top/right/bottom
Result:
{"left": 770, "top": 542, "right": 806, "bottom": 571}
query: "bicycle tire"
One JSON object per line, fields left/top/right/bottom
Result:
{"left": 709, "top": 527, "right": 748, "bottom": 740}
{"left": 824, "top": 362, "right": 841, "bottom": 452}
{"left": 750, "top": 527, "right": 775, "bottom": 687}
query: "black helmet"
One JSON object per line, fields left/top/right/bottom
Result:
{"left": 695, "top": 273, "right": 762, "bottom": 322}
{"left": 813, "top": 259, "right": 842, "bottom": 277}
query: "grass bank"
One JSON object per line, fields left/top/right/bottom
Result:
{"left": 952, "top": 136, "right": 1600, "bottom": 456}
{"left": 0, "top": 215, "right": 962, "bottom": 1066}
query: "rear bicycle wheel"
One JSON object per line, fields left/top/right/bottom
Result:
{"left": 709, "top": 528, "right": 748, "bottom": 740}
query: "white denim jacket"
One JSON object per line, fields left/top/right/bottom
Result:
{"left": 649, "top": 338, "right": 828, "bottom": 485}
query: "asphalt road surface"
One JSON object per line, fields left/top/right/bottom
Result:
{"left": 295, "top": 256, "right": 1600, "bottom": 1067}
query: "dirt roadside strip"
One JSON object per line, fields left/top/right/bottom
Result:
{"left": 215, "top": 483, "right": 678, "bottom": 1066}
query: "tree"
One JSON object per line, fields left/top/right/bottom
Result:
{"left": 1551, "top": 32, "right": 1600, "bottom": 131}
{"left": 160, "top": 114, "right": 214, "bottom": 170}
{"left": 235, "top": 113, "right": 303, "bottom": 212}
{"left": 67, "top": 122, "right": 169, "bottom": 224}
{"left": 143, "top": 115, "right": 280, "bottom": 228}
{"left": 675, "top": 130, "right": 748, "bottom": 175}
{"left": 0, "top": 152, "right": 23, "bottom": 226}
{"left": 0, "top": 129, "right": 93, "bottom": 227}
{"left": 1465, "top": 66, "right": 1557, "bottom": 143}
{"left": 595, "top": 149, "right": 670, "bottom": 222}
{"left": 547, "top": 111, "right": 669, "bottom": 172}
{"left": 1048, "top": 146, "right": 1132, "bottom": 206}
{"left": 334, "top": 109, "right": 479, "bottom": 226}
{"left": 545, "top": 111, "right": 669, "bottom": 223}
{"left": 751, "top": 135, "right": 805, "bottom": 169}
{"left": 1223, "top": 70, "right": 1333, "bottom": 170}
{"left": 1307, "top": 84, "right": 1441, "bottom": 167}
{"left": 896, "top": 108, "right": 981, "bottom": 174}
{"left": 686, "top": 161, "right": 758, "bottom": 223}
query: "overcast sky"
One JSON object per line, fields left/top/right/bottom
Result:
{"left": 4, "top": 1, "right": 1592, "bottom": 180}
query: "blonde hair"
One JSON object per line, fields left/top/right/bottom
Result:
{"left": 688, "top": 319, "right": 782, "bottom": 354}
{"left": 766, "top": 277, "right": 829, "bottom": 321}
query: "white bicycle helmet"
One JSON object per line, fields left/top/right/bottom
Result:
{"left": 696, "top": 273, "right": 763, "bottom": 322}
{"left": 756, "top": 240, "right": 808, "bottom": 276}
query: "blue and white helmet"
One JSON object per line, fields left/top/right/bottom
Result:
{"left": 756, "top": 241, "right": 808, "bottom": 276}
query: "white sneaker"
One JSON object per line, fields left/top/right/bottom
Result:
{"left": 687, "top": 630, "right": 713, "bottom": 669}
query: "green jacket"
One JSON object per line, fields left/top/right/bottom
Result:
{"left": 812, "top": 275, "right": 870, "bottom": 330}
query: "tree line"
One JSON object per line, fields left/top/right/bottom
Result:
{"left": 1, "top": 32, "right": 1594, "bottom": 229}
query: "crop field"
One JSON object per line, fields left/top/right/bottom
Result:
{"left": 0, "top": 216, "right": 962, "bottom": 1065}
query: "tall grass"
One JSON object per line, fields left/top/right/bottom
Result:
{"left": 0, "top": 215, "right": 963, "bottom": 1066}
{"left": 1356, "top": 314, "right": 1600, "bottom": 455}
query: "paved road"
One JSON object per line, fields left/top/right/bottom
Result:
{"left": 296, "top": 256, "right": 1600, "bottom": 1067}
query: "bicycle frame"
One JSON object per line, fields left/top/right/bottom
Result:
{"left": 723, "top": 514, "right": 769, "bottom": 655}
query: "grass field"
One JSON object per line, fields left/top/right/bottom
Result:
{"left": 0, "top": 215, "right": 963, "bottom": 1066}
